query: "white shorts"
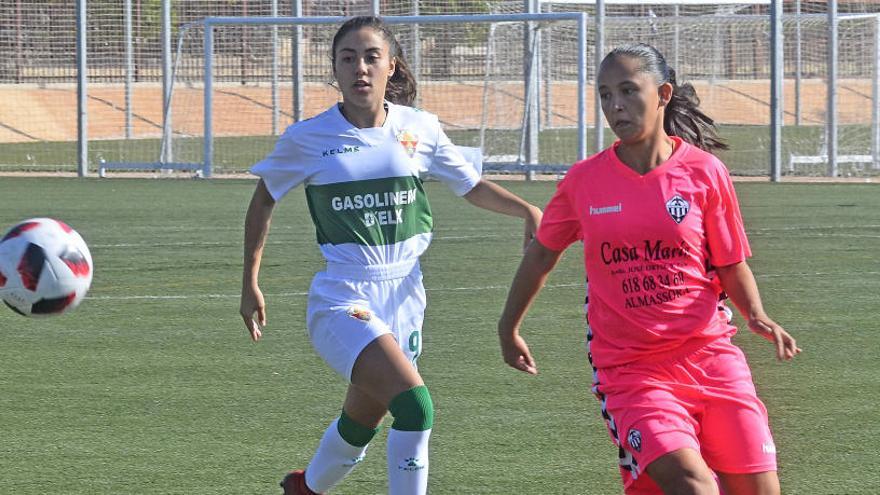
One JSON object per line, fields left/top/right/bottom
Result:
{"left": 306, "top": 259, "right": 426, "bottom": 381}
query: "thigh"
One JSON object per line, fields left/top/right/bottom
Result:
{"left": 350, "top": 333, "right": 424, "bottom": 408}
{"left": 307, "top": 275, "right": 391, "bottom": 381}
{"left": 691, "top": 341, "right": 777, "bottom": 474}
{"left": 645, "top": 448, "right": 718, "bottom": 495}
{"left": 597, "top": 367, "right": 702, "bottom": 492}
{"left": 389, "top": 271, "right": 427, "bottom": 367}
{"left": 308, "top": 301, "right": 392, "bottom": 382}
{"left": 716, "top": 471, "right": 780, "bottom": 495}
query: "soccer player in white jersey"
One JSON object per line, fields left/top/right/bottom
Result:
{"left": 239, "top": 16, "right": 542, "bottom": 495}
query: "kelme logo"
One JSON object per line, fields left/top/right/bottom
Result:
{"left": 322, "top": 145, "right": 360, "bottom": 157}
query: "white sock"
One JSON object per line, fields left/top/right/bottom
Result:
{"left": 304, "top": 419, "right": 369, "bottom": 493}
{"left": 386, "top": 428, "right": 431, "bottom": 495}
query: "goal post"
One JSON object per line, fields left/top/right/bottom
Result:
{"left": 787, "top": 13, "right": 880, "bottom": 176}
{"left": 164, "top": 13, "right": 591, "bottom": 178}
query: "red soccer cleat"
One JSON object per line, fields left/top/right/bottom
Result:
{"left": 280, "top": 470, "right": 324, "bottom": 495}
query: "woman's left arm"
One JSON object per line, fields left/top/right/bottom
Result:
{"left": 463, "top": 179, "right": 543, "bottom": 250}
{"left": 716, "top": 261, "right": 801, "bottom": 361}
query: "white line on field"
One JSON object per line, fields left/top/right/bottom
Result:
{"left": 85, "top": 283, "right": 585, "bottom": 301}
{"left": 90, "top": 234, "right": 515, "bottom": 248}
{"left": 88, "top": 226, "right": 880, "bottom": 250}
{"left": 86, "top": 269, "right": 880, "bottom": 302}
{"left": 756, "top": 271, "right": 880, "bottom": 278}
{"left": 86, "top": 291, "right": 308, "bottom": 300}
{"left": 749, "top": 224, "right": 880, "bottom": 232}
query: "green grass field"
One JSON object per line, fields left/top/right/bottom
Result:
{"left": 0, "top": 178, "right": 878, "bottom": 494}
{"left": 3, "top": 123, "right": 877, "bottom": 177}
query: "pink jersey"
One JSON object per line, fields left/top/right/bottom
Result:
{"left": 537, "top": 137, "right": 750, "bottom": 368}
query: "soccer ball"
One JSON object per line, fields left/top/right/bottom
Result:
{"left": 0, "top": 218, "right": 93, "bottom": 317}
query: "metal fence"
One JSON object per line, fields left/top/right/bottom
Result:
{"left": 1, "top": 0, "right": 878, "bottom": 178}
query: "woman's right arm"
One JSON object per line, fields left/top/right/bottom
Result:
{"left": 240, "top": 179, "right": 276, "bottom": 342}
{"left": 497, "top": 239, "right": 564, "bottom": 374}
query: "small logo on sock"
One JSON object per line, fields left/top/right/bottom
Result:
{"left": 399, "top": 456, "right": 426, "bottom": 472}
{"left": 343, "top": 454, "right": 365, "bottom": 467}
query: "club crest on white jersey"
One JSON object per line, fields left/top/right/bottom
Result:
{"left": 397, "top": 129, "right": 419, "bottom": 158}
{"left": 665, "top": 194, "right": 690, "bottom": 224}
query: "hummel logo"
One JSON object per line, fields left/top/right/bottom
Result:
{"left": 762, "top": 443, "right": 777, "bottom": 454}
{"left": 589, "top": 203, "right": 622, "bottom": 215}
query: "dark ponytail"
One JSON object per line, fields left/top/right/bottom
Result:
{"left": 602, "top": 43, "right": 728, "bottom": 153}
{"left": 331, "top": 16, "right": 417, "bottom": 106}
{"left": 664, "top": 68, "right": 728, "bottom": 152}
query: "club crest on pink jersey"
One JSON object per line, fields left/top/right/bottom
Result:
{"left": 397, "top": 129, "right": 419, "bottom": 158}
{"left": 627, "top": 428, "right": 642, "bottom": 452}
{"left": 665, "top": 194, "right": 690, "bottom": 224}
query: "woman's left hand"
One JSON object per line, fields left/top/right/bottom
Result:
{"left": 748, "top": 315, "right": 801, "bottom": 361}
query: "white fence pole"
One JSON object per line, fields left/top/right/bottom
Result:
{"left": 292, "top": 0, "right": 303, "bottom": 123}
{"left": 161, "top": 0, "right": 173, "bottom": 164}
{"left": 412, "top": 0, "right": 421, "bottom": 107}
{"left": 578, "top": 12, "right": 587, "bottom": 161}
{"left": 594, "top": 0, "right": 605, "bottom": 154}
{"left": 525, "top": 0, "right": 539, "bottom": 180}
{"left": 873, "top": 15, "right": 880, "bottom": 169}
{"left": 124, "top": 0, "right": 133, "bottom": 139}
{"left": 795, "top": 0, "right": 802, "bottom": 126}
{"left": 272, "top": 0, "right": 280, "bottom": 136}
{"left": 76, "top": 0, "right": 88, "bottom": 177}
{"left": 770, "top": 0, "right": 783, "bottom": 181}
{"left": 203, "top": 24, "right": 214, "bottom": 178}
{"left": 827, "top": 0, "right": 838, "bottom": 177}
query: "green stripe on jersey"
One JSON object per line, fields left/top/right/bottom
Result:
{"left": 305, "top": 175, "right": 433, "bottom": 246}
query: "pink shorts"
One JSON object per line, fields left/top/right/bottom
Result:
{"left": 593, "top": 337, "right": 777, "bottom": 494}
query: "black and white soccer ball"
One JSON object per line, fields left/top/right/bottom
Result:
{"left": 0, "top": 218, "right": 93, "bottom": 317}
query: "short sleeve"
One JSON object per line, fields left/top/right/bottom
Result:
{"left": 428, "top": 126, "right": 481, "bottom": 197}
{"left": 536, "top": 175, "right": 582, "bottom": 252}
{"left": 250, "top": 130, "right": 310, "bottom": 201}
{"left": 704, "top": 162, "right": 751, "bottom": 266}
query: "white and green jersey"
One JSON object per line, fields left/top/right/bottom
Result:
{"left": 251, "top": 101, "right": 481, "bottom": 266}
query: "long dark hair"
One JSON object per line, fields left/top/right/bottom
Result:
{"left": 602, "top": 43, "right": 728, "bottom": 152}
{"left": 331, "top": 16, "right": 417, "bottom": 106}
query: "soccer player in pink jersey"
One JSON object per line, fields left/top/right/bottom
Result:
{"left": 497, "top": 43, "right": 800, "bottom": 495}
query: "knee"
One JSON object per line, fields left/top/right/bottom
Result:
{"left": 388, "top": 385, "right": 434, "bottom": 431}
{"left": 717, "top": 471, "right": 780, "bottom": 495}
{"left": 676, "top": 469, "right": 718, "bottom": 495}
{"left": 656, "top": 469, "right": 718, "bottom": 495}
{"left": 648, "top": 454, "right": 718, "bottom": 495}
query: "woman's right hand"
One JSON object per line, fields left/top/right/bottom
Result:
{"left": 240, "top": 284, "right": 266, "bottom": 342}
{"left": 499, "top": 331, "right": 538, "bottom": 375}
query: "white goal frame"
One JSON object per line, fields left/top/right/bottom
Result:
{"left": 165, "top": 13, "right": 591, "bottom": 178}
